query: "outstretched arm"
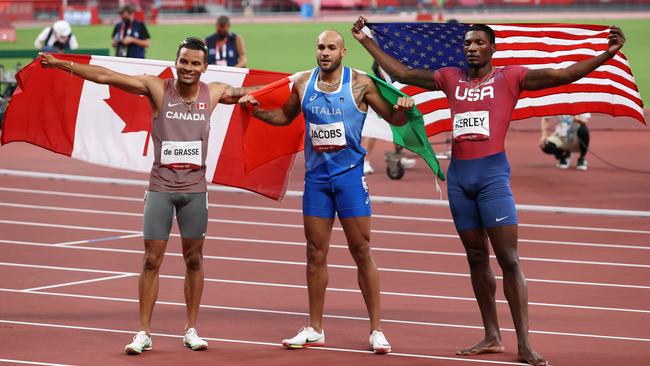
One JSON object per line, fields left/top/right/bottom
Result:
{"left": 362, "top": 74, "right": 414, "bottom": 127}
{"left": 40, "top": 52, "right": 159, "bottom": 96}
{"left": 524, "top": 26, "right": 625, "bottom": 91}
{"left": 238, "top": 86, "right": 302, "bottom": 126}
{"left": 210, "top": 82, "right": 262, "bottom": 105}
{"left": 351, "top": 16, "right": 438, "bottom": 91}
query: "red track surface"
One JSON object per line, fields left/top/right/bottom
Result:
{"left": 1, "top": 116, "right": 649, "bottom": 366}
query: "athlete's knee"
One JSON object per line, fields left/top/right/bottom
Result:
{"left": 348, "top": 240, "right": 372, "bottom": 265}
{"left": 465, "top": 247, "right": 490, "bottom": 269}
{"left": 495, "top": 251, "right": 521, "bottom": 274}
{"left": 306, "top": 238, "right": 328, "bottom": 266}
{"left": 184, "top": 251, "right": 203, "bottom": 271}
{"left": 142, "top": 252, "right": 164, "bottom": 272}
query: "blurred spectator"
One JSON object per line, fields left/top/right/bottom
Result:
{"left": 112, "top": 5, "right": 150, "bottom": 58}
{"left": 205, "top": 15, "right": 248, "bottom": 67}
{"left": 540, "top": 114, "right": 591, "bottom": 171}
{"left": 0, "top": 63, "right": 22, "bottom": 129}
{"left": 34, "top": 20, "right": 78, "bottom": 53}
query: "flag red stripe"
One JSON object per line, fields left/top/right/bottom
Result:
{"left": 212, "top": 69, "right": 300, "bottom": 201}
{"left": 511, "top": 102, "right": 644, "bottom": 121}
{"left": 493, "top": 23, "right": 608, "bottom": 31}
{"left": 521, "top": 84, "right": 642, "bottom": 107}
{"left": 496, "top": 42, "right": 607, "bottom": 53}
{"left": 495, "top": 30, "right": 608, "bottom": 41}
{"left": 493, "top": 56, "right": 633, "bottom": 77}
{"left": 1, "top": 54, "right": 91, "bottom": 155}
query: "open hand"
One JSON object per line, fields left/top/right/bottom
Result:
{"left": 351, "top": 16, "right": 369, "bottom": 42}
{"left": 607, "top": 26, "right": 625, "bottom": 56}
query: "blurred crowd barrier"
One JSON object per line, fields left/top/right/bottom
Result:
{"left": 1, "top": 0, "right": 649, "bottom": 23}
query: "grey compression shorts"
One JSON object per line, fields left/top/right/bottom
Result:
{"left": 143, "top": 191, "right": 208, "bottom": 240}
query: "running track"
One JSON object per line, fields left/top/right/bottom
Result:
{"left": 1, "top": 116, "right": 649, "bottom": 366}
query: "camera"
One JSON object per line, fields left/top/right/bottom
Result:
{"left": 116, "top": 42, "right": 128, "bottom": 57}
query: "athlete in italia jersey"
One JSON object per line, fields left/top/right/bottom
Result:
{"left": 240, "top": 30, "right": 415, "bottom": 354}
{"left": 41, "top": 37, "right": 259, "bottom": 354}
{"left": 354, "top": 17, "right": 625, "bottom": 366}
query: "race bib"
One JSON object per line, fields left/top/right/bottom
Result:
{"left": 453, "top": 111, "right": 490, "bottom": 142}
{"left": 161, "top": 140, "right": 202, "bottom": 169}
{"left": 310, "top": 122, "right": 347, "bottom": 152}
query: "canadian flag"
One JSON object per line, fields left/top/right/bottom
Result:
{"left": 1, "top": 54, "right": 305, "bottom": 200}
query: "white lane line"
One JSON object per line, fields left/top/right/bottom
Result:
{"left": 54, "top": 233, "right": 143, "bottom": 246}
{"left": 2, "top": 169, "right": 650, "bottom": 217}
{"left": 0, "top": 359, "right": 74, "bottom": 366}
{"left": 0, "top": 319, "right": 520, "bottom": 365}
{"left": 2, "top": 202, "right": 650, "bottom": 251}
{"left": 2, "top": 217, "right": 650, "bottom": 268}
{"left": 207, "top": 203, "right": 650, "bottom": 235}
{"left": 2, "top": 187, "right": 650, "bottom": 235}
{"left": 1, "top": 261, "right": 648, "bottom": 315}
{"left": 23, "top": 274, "right": 135, "bottom": 292}
{"left": 0, "top": 220, "right": 141, "bottom": 234}
{"left": 2, "top": 290, "right": 649, "bottom": 343}
{"left": 0, "top": 262, "right": 131, "bottom": 276}
{"left": 2, "top": 239, "right": 650, "bottom": 291}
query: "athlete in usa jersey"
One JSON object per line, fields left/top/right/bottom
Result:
{"left": 434, "top": 65, "right": 528, "bottom": 160}
{"left": 240, "top": 30, "right": 415, "bottom": 354}
{"left": 354, "top": 17, "right": 626, "bottom": 366}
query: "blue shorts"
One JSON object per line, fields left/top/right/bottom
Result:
{"left": 303, "top": 164, "right": 371, "bottom": 219}
{"left": 447, "top": 152, "right": 518, "bottom": 233}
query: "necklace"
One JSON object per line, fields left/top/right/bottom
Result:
{"left": 467, "top": 68, "right": 495, "bottom": 91}
{"left": 318, "top": 72, "right": 341, "bottom": 88}
{"left": 181, "top": 98, "right": 196, "bottom": 112}
{"left": 174, "top": 81, "right": 199, "bottom": 112}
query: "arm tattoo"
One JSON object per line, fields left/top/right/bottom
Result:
{"left": 351, "top": 82, "right": 368, "bottom": 106}
{"left": 228, "top": 87, "right": 247, "bottom": 98}
{"left": 252, "top": 109, "right": 286, "bottom": 125}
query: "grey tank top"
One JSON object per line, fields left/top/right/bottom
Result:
{"left": 148, "top": 79, "right": 211, "bottom": 193}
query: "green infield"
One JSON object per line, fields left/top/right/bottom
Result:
{"left": 0, "top": 19, "right": 647, "bottom": 103}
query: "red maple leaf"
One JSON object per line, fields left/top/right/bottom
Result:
{"left": 103, "top": 67, "right": 174, "bottom": 156}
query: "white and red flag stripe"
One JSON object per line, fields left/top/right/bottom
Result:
{"left": 1, "top": 54, "right": 303, "bottom": 200}
{"left": 363, "top": 22, "right": 645, "bottom": 140}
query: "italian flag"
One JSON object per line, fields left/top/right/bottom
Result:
{"left": 1, "top": 54, "right": 302, "bottom": 200}
{"left": 365, "top": 73, "right": 445, "bottom": 181}
{"left": 242, "top": 72, "right": 445, "bottom": 181}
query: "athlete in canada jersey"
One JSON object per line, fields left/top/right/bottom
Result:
{"left": 240, "top": 30, "right": 415, "bottom": 354}
{"left": 41, "top": 37, "right": 259, "bottom": 354}
{"left": 354, "top": 17, "right": 626, "bottom": 366}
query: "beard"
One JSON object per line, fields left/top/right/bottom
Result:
{"left": 467, "top": 58, "right": 488, "bottom": 70}
{"left": 317, "top": 56, "right": 341, "bottom": 72}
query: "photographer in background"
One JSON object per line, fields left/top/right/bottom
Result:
{"left": 111, "top": 5, "right": 150, "bottom": 58}
{"left": 540, "top": 114, "right": 591, "bottom": 170}
{"left": 34, "top": 20, "right": 78, "bottom": 53}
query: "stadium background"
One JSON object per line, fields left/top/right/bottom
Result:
{"left": 0, "top": 2, "right": 649, "bottom": 366}
{"left": 0, "top": 0, "right": 649, "bottom": 102}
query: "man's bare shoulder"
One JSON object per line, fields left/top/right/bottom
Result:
{"left": 351, "top": 69, "right": 372, "bottom": 84}
{"left": 293, "top": 71, "right": 312, "bottom": 86}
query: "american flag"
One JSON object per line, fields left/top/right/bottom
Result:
{"left": 366, "top": 22, "right": 645, "bottom": 136}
